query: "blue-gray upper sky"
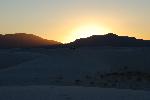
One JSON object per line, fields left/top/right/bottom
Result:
{"left": 0, "top": 0, "right": 150, "bottom": 42}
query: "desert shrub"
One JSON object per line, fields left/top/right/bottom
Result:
{"left": 75, "top": 79, "right": 81, "bottom": 85}
{"left": 136, "top": 77, "right": 142, "bottom": 82}
{"left": 90, "top": 81, "right": 95, "bottom": 85}
{"left": 100, "top": 75, "right": 104, "bottom": 79}
{"left": 103, "top": 82, "right": 108, "bottom": 87}
{"left": 85, "top": 75, "right": 92, "bottom": 79}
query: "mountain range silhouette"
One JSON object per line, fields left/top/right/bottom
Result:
{"left": 68, "top": 33, "right": 150, "bottom": 47}
{"left": 0, "top": 33, "right": 150, "bottom": 48}
{"left": 0, "top": 33, "right": 61, "bottom": 48}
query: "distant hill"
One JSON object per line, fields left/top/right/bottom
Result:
{"left": 68, "top": 33, "right": 150, "bottom": 47}
{"left": 0, "top": 33, "right": 61, "bottom": 48}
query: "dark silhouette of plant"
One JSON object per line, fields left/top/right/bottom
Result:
{"left": 75, "top": 79, "right": 81, "bottom": 85}
{"left": 90, "top": 81, "right": 95, "bottom": 85}
{"left": 136, "top": 77, "right": 142, "bottom": 82}
{"left": 85, "top": 75, "right": 92, "bottom": 79}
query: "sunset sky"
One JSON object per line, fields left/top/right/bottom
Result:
{"left": 0, "top": 0, "right": 150, "bottom": 43}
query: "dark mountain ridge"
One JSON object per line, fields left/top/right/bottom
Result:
{"left": 1, "top": 33, "right": 150, "bottom": 48}
{"left": 68, "top": 33, "right": 150, "bottom": 47}
{"left": 0, "top": 33, "right": 61, "bottom": 48}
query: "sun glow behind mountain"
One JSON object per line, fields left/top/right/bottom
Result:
{"left": 65, "top": 24, "right": 111, "bottom": 43}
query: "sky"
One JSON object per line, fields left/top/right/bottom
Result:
{"left": 0, "top": 0, "right": 150, "bottom": 43}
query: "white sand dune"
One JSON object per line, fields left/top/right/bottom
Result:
{"left": 0, "top": 47, "right": 150, "bottom": 86}
{"left": 0, "top": 85, "right": 150, "bottom": 100}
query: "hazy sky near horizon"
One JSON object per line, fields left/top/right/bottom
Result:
{"left": 0, "top": 0, "right": 150, "bottom": 43}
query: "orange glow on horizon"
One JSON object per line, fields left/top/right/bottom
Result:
{"left": 61, "top": 24, "right": 111, "bottom": 43}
